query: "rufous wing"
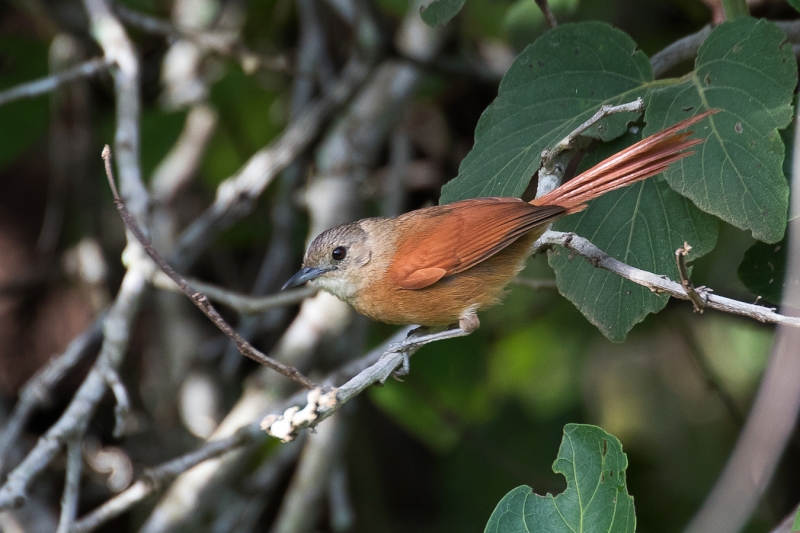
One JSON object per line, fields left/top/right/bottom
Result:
{"left": 389, "top": 198, "right": 565, "bottom": 290}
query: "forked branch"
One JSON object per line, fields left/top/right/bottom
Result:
{"left": 101, "top": 146, "right": 318, "bottom": 390}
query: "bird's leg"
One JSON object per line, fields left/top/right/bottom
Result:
{"left": 388, "top": 313, "right": 479, "bottom": 378}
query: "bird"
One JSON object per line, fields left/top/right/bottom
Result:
{"left": 283, "top": 111, "right": 713, "bottom": 340}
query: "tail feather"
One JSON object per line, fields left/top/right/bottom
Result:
{"left": 531, "top": 109, "right": 716, "bottom": 213}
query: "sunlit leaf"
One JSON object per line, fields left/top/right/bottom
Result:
{"left": 485, "top": 424, "right": 635, "bottom": 533}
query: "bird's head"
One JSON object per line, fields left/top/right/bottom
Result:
{"left": 282, "top": 222, "right": 373, "bottom": 302}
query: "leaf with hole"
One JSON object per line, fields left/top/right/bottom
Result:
{"left": 484, "top": 424, "right": 635, "bottom": 533}
{"left": 645, "top": 17, "right": 796, "bottom": 243}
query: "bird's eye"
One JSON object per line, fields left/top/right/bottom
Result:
{"left": 331, "top": 246, "right": 347, "bottom": 261}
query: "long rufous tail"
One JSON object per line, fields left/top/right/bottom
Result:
{"left": 532, "top": 109, "right": 716, "bottom": 213}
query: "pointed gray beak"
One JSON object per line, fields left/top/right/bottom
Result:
{"left": 282, "top": 266, "right": 333, "bottom": 290}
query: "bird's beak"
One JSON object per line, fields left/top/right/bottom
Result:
{"left": 281, "top": 266, "right": 334, "bottom": 290}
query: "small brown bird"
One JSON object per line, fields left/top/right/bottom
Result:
{"left": 284, "top": 111, "right": 712, "bottom": 335}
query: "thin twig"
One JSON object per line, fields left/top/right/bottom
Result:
{"left": 150, "top": 272, "right": 318, "bottom": 314}
{"left": 675, "top": 242, "right": 706, "bottom": 312}
{"left": 102, "top": 146, "right": 318, "bottom": 390}
{"left": 539, "top": 231, "right": 800, "bottom": 328}
{"left": 171, "top": 56, "right": 370, "bottom": 270}
{"left": 70, "top": 328, "right": 410, "bottom": 532}
{"left": 534, "top": 0, "right": 557, "bottom": 28}
{"left": 0, "top": 57, "right": 112, "bottom": 107}
{"left": 82, "top": 0, "right": 149, "bottom": 227}
{"left": 114, "top": 4, "right": 290, "bottom": 74}
{"left": 648, "top": 21, "right": 800, "bottom": 79}
{"left": 0, "top": 267, "right": 147, "bottom": 512}
{"left": 55, "top": 439, "right": 83, "bottom": 533}
{"left": 102, "top": 367, "right": 132, "bottom": 439}
{"left": 0, "top": 320, "right": 103, "bottom": 477}
{"left": 537, "top": 98, "right": 645, "bottom": 197}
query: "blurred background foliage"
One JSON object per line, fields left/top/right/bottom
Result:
{"left": 0, "top": 0, "right": 798, "bottom": 531}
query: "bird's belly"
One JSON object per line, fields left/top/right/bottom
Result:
{"left": 352, "top": 233, "right": 537, "bottom": 327}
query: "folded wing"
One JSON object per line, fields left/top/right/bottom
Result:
{"left": 389, "top": 198, "right": 565, "bottom": 289}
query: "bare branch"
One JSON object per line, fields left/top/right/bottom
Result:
{"left": 534, "top": 0, "right": 557, "bottom": 28}
{"left": 0, "top": 57, "right": 112, "bottom": 107}
{"left": 114, "top": 4, "right": 290, "bottom": 74}
{"left": 538, "top": 230, "right": 800, "bottom": 328}
{"left": 649, "top": 21, "right": 800, "bottom": 79}
{"left": 150, "top": 272, "right": 318, "bottom": 314}
{"left": 0, "top": 320, "right": 102, "bottom": 477}
{"left": 650, "top": 25, "right": 712, "bottom": 78}
{"left": 150, "top": 105, "right": 218, "bottom": 203}
{"left": 537, "top": 98, "right": 645, "bottom": 197}
{"left": 70, "top": 329, "right": 411, "bottom": 531}
{"left": 675, "top": 242, "right": 706, "bottom": 312}
{"left": 102, "top": 147, "right": 318, "bottom": 390}
{"left": 102, "top": 368, "right": 132, "bottom": 439}
{"left": 171, "top": 56, "right": 371, "bottom": 270}
{"left": 0, "top": 268, "right": 147, "bottom": 512}
{"left": 83, "top": 0, "right": 148, "bottom": 226}
{"left": 55, "top": 439, "right": 83, "bottom": 533}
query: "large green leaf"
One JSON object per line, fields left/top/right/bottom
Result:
{"left": 549, "top": 133, "right": 718, "bottom": 341}
{"left": 419, "top": 0, "right": 467, "bottom": 26}
{"left": 441, "top": 22, "right": 658, "bottom": 203}
{"left": 646, "top": 17, "right": 796, "bottom": 243}
{"left": 485, "top": 424, "right": 635, "bottom": 533}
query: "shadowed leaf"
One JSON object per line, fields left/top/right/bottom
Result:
{"left": 441, "top": 22, "right": 656, "bottom": 204}
{"left": 420, "top": 0, "right": 467, "bottom": 26}
{"left": 646, "top": 17, "right": 796, "bottom": 243}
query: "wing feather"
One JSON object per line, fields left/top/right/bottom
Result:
{"left": 389, "top": 198, "right": 565, "bottom": 290}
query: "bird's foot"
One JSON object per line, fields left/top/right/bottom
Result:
{"left": 387, "top": 325, "right": 474, "bottom": 379}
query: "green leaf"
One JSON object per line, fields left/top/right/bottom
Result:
{"left": 737, "top": 238, "right": 786, "bottom": 303}
{"left": 788, "top": 0, "right": 800, "bottom": 13}
{"left": 792, "top": 503, "right": 800, "bottom": 532}
{"left": 549, "top": 133, "right": 718, "bottom": 341}
{"left": 441, "top": 22, "right": 657, "bottom": 204}
{"left": 646, "top": 18, "right": 796, "bottom": 243}
{"left": 420, "top": 0, "right": 467, "bottom": 27}
{"left": 484, "top": 424, "right": 635, "bottom": 533}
